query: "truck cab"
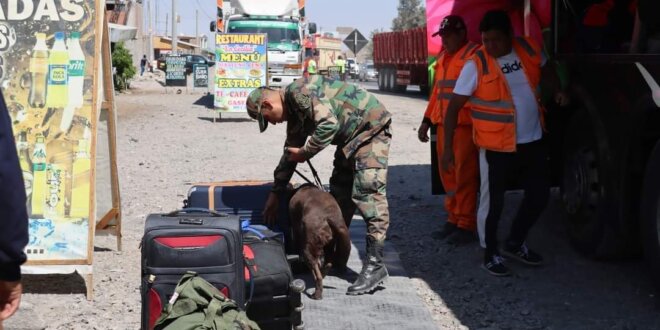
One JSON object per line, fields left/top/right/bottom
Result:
{"left": 221, "top": 0, "right": 316, "bottom": 87}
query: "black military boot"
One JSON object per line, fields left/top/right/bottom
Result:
{"left": 346, "top": 236, "right": 388, "bottom": 295}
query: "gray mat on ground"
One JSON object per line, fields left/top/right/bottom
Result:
{"left": 299, "top": 219, "right": 438, "bottom": 330}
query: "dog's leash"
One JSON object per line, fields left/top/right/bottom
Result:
{"left": 293, "top": 161, "right": 325, "bottom": 192}
{"left": 285, "top": 146, "right": 325, "bottom": 191}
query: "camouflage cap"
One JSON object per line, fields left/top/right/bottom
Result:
{"left": 246, "top": 87, "right": 268, "bottom": 132}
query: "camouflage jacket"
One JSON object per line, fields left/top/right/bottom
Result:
{"left": 272, "top": 75, "right": 391, "bottom": 192}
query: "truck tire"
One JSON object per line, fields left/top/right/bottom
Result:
{"left": 378, "top": 69, "right": 386, "bottom": 91}
{"left": 561, "top": 109, "right": 633, "bottom": 259}
{"left": 641, "top": 141, "right": 660, "bottom": 288}
{"left": 394, "top": 82, "right": 407, "bottom": 93}
{"left": 385, "top": 68, "right": 396, "bottom": 92}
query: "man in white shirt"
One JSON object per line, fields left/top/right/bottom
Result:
{"left": 442, "top": 10, "right": 568, "bottom": 276}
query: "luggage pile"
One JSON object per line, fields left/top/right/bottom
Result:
{"left": 140, "top": 182, "right": 305, "bottom": 330}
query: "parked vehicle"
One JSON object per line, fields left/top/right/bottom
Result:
{"left": 346, "top": 58, "right": 359, "bottom": 79}
{"left": 216, "top": 0, "right": 316, "bottom": 87}
{"left": 157, "top": 54, "right": 215, "bottom": 74}
{"left": 358, "top": 63, "right": 378, "bottom": 81}
{"left": 373, "top": 27, "right": 428, "bottom": 93}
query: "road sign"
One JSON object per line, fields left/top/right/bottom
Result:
{"left": 343, "top": 29, "right": 369, "bottom": 55}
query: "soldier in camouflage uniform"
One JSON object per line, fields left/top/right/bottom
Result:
{"left": 245, "top": 75, "right": 392, "bottom": 295}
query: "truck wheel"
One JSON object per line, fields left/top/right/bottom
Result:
{"left": 641, "top": 141, "right": 660, "bottom": 287}
{"left": 386, "top": 68, "right": 396, "bottom": 92}
{"left": 377, "top": 70, "right": 386, "bottom": 91}
{"left": 394, "top": 83, "right": 407, "bottom": 93}
{"left": 561, "top": 109, "right": 631, "bottom": 258}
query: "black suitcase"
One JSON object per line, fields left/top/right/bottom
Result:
{"left": 140, "top": 208, "right": 245, "bottom": 330}
{"left": 243, "top": 227, "right": 305, "bottom": 330}
{"left": 184, "top": 181, "right": 297, "bottom": 254}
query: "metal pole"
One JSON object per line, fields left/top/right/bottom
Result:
{"left": 172, "top": 0, "right": 178, "bottom": 53}
{"left": 147, "top": 0, "right": 153, "bottom": 61}
{"left": 165, "top": 13, "right": 169, "bottom": 37}
{"left": 155, "top": 0, "right": 159, "bottom": 35}
{"left": 196, "top": 10, "right": 199, "bottom": 54}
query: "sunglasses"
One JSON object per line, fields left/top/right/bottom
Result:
{"left": 257, "top": 100, "right": 267, "bottom": 132}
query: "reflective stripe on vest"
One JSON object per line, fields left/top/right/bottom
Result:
{"left": 471, "top": 110, "right": 515, "bottom": 123}
{"left": 436, "top": 79, "right": 457, "bottom": 88}
{"left": 469, "top": 97, "right": 514, "bottom": 109}
{"left": 475, "top": 50, "right": 488, "bottom": 75}
{"left": 515, "top": 37, "right": 536, "bottom": 57}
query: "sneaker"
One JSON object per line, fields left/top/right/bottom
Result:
{"left": 447, "top": 228, "right": 477, "bottom": 245}
{"left": 482, "top": 254, "right": 511, "bottom": 277}
{"left": 431, "top": 222, "right": 457, "bottom": 240}
{"left": 503, "top": 242, "right": 543, "bottom": 266}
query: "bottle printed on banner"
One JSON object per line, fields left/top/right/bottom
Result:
{"left": 31, "top": 134, "right": 47, "bottom": 218}
{"left": 45, "top": 164, "right": 65, "bottom": 219}
{"left": 70, "top": 128, "right": 91, "bottom": 218}
{"left": 29, "top": 33, "right": 49, "bottom": 109}
{"left": 16, "top": 131, "right": 33, "bottom": 215}
{"left": 46, "top": 32, "right": 69, "bottom": 109}
{"left": 61, "top": 32, "right": 85, "bottom": 132}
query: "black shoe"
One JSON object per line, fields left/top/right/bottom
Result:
{"left": 447, "top": 228, "right": 477, "bottom": 245}
{"left": 482, "top": 254, "right": 511, "bottom": 277}
{"left": 503, "top": 242, "right": 543, "bottom": 266}
{"left": 431, "top": 222, "right": 458, "bottom": 240}
{"left": 347, "top": 237, "right": 388, "bottom": 295}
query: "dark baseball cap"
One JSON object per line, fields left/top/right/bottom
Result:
{"left": 432, "top": 15, "right": 466, "bottom": 37}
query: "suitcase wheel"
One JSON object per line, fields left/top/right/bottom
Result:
{"left": 291, "top": 279, "right": 305, "bottom": 293}
{"left": 294, "top": 302, "right": 304, "bottom": 313}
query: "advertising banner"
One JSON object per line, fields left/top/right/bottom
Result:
{"left": 214, "top": 33, "right": 267, "bottom": 112}
{"left": 193, "top": 64, "right": 208, "bottom": 88}
{"left": 0, "top": 1, "right": 100, "bottom": 262}
{"left": 165, "top": 55, "right": 186, "bottom": 87}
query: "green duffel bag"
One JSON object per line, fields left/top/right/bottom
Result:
{"left": 154, "top": 272, "right": 260, "bottom": 330}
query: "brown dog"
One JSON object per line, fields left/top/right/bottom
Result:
{"left": 288, "top": 184, "right": 351, "bottom": 300}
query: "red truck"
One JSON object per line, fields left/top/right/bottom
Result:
{"left": 373, "top": 27, "right": 429, "bottom": 94}
{"left": 375, "top": 0, "right": 660, "bottom": 286}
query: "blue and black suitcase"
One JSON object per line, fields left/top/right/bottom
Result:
{"left": 183, "top": 181, "right": 297, "bottom": 255}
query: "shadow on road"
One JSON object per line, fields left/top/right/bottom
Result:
{"left": 22, "top": 274, "right": 87, "bottom": 295}
{"left": 386, "top": 163, "right": 659, "bottom": 329}
{"left": 193, "top": 94, "right": 215, "bottom": 109}
{"left": 197, "top": 116, "right": 253, "bottom": 123}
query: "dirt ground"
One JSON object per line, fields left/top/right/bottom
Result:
{"left": 6, "top": 74, "right": 660, "bottom": 329}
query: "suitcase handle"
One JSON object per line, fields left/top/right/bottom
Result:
{"left": 165, "top": 208, "right": 228, "bottom": 217}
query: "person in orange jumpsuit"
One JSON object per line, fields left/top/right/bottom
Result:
{"left": 418, "top": 15, "right": 480, "bottom": 244}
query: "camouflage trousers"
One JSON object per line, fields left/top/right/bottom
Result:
{"left": 330, "top": 125, "right": 391, "bottom": 241}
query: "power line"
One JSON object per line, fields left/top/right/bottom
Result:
{"left": 194, "top": 0, "right": 214, "bottom": 20}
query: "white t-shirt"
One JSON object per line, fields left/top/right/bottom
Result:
{"left": 454, "top": 51, "right": 547, "bottom": 144}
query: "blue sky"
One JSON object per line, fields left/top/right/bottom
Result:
{"left": 149, "top": 0, "right": 400, "bottom": 48}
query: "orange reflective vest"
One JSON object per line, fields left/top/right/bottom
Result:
{"left": 470, "top": 36, "right": 544, "bottom": 152}
{"left": 424, "top": 41, "right": 479, "bottom": 126}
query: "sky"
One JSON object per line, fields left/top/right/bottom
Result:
{"left": 147, "top": 0, "right": 401, "bottom": 49}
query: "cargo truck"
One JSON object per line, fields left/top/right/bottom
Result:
{"left": 390, "top": 0, "right": 660, "bottom": 285}
{"left": 214, "top": 0, "right": 316, "bottom": 87}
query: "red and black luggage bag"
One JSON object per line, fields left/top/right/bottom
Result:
{"left": 243, "top": 225, "right": 305, "bottom": 330}
{"left": 140, "top": 208, "right": 244, "bottom": 330}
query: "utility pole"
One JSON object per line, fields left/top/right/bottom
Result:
{"left": 147, "top": 0, "right": 153, "bottom": 61}
{"left": 172, "top": 0, "right": 178, "bottom": 53}
{"left": 165, "top": 13, "right": 169, "bottom": 37}
{"left": 196, "top": 10, "right": 199, "bottom": 54}
{"left": 155, "top": 0, "right": 159, "bottom": 35}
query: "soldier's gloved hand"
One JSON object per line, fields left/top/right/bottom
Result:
{"left": 418, "top": 122, "right": 430, "bottom": 142}
{"left": 285, "top": 147, "right": 307, "bottom": 163}
{"left": 263, "top": 192, "right": 279, "bottom": 226}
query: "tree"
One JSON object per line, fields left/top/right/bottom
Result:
{"left": 391, "top": 0, "right": 426, "bottom": 31}
{"left": 112, "top": 42, "right": 137, "bottom": 91}
{"left": 362, "top": 28, "right": 385, "bottom": 60}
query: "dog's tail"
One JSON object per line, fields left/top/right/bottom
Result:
{"left": 329, "top": 216, "right": 351, "bottom": 269}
